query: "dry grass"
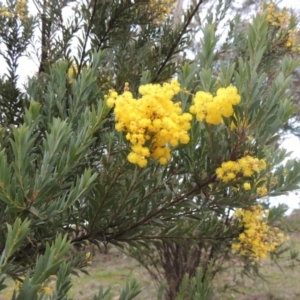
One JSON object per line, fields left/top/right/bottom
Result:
{"left": 68, "top": 233, "right": 300, "bottom": 300}
{"left": 212, "top": 232, "right": 300, "bottom": 300}
{"left": 69, "top": 247, "right": 158, "bottom": 300}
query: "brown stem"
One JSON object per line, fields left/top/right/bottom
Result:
{"left": 88, "top": 161, "right": 127, "bottom": 234}
{"left": 95, "top": 4, "right": 132, "bottom": 52}
{"left": 153, "top": 0, "right": 205, "bottom": 81}
{"left": 76, "top": 0, "right": 99, "bottom": 78}
{"left": 113, "top": 175, "right": 217, "bottom": 239}
{"left": 39, "top": 0, "right": 51, "bottom": 73}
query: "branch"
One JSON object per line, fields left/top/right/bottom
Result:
{"left": 113, "top": 175, "right": 217, "bottom": 239}
{"left": 76, "top": 0, "right": 99, "bottom": 78}
{"left": 39, "top": 0, "right": 51, "bottom": 74}
{"left": 153, "top": 0, "right": 205, "bottom": 81}
{"left": 115, "top": 233, "right": 236, "bottom": 242}
{"left": 95, "top": 4, "right": 132, "bottom": 52}
{"left": 71, "top": 175, "right": 217, "bottom": 245}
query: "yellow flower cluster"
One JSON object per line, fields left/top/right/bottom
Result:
{"left": 0, "top": 7, "right": 12, "bottom": 18}
{"left": 86, "top": 251, "right": 92, "bottom": 265}
{"left": 14, "top": 277, "right": 24, "bottom": 292}
{"left": 286, "top": 29, "right": 300, "bottom": 52}
{"left": 16, "top": 0, "right": 27, "bottom": 19}
{"left": 232, "top": 205, "right": 287, "bottom": 260}
{"left": 40, "top": 285, "right": 52, "bottom": 296}
{"left": 189, "top": 86, "right": 241, "bottom": 125}
{"left": 243, "top": 182, "right": 251, "bottom": 190}
{"left": 264, "top": 1, "right": 300, "bottom": 53}
{"left": 106, "top": 80, "right": 192, "bottom": 167}
{"left": 257, "top": 185, "right": 268, "bottom": 196}
{"left": 0, "top": 0, "right": 28, "bottom": 20}
{"left": 13, "top": 277, "right": 52, "bottom": 297}
{"left": 265, "top": 2, "right": 290, "bottom": 28}
{"left": 149, "top": 0, "right": 177, "bottom": 23}
{"left": 216, "top": 156, "right": 267, "bottom": 183}
{"left": 68, "top": 64, "right": 78, "bottom": 84}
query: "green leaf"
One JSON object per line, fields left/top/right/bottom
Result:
{"left": 0, "top": 218, "right": 31, "bottom": 272}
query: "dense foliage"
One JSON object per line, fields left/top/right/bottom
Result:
{"left": 0, "top": 0, "right": 300, "bottom": 299}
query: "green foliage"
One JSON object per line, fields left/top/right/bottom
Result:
{"left": 0, "top": 0, "right": 35, "bottom": 126}
{"left": 0, "top": 218, "right": 30, "bottom": 273}
{"left": 175, "top": 266, "right": 213, "bottom": 300}
{"left": 0, "top": 0, "right": 300, "bottom": 299}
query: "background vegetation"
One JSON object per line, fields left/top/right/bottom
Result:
{"left": 0, "top": 0, "right": 300, "bottom": 299}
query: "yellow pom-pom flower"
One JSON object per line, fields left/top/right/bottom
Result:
{"left": 148, "top": 0, "right": 177, "bottom": 24}
{"left": 232, "top": 205, "right": 287, "bottom": 261}
{"left": 265, "top": 2, "right": 290, "bottom": 28}
{"left": 107, "top": 80, "right": 192, "bottom": 167}
{"left": 190, "top": 86, "right": 241, "bottom": 125}
{"left": 243, "top": 182, "right": 251, "bottom": 190}
{"left": 0, "top": 0, "right": 28, "bottom": 20}
{"left": 216, "top": 156, "right": 266, "bottom": 183}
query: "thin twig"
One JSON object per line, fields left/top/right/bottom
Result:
{"left": 76, "top": 0, "right": 99, "bottom": 78}
{"left": 153, "top": 0, "right": 205, "bottom": 81}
